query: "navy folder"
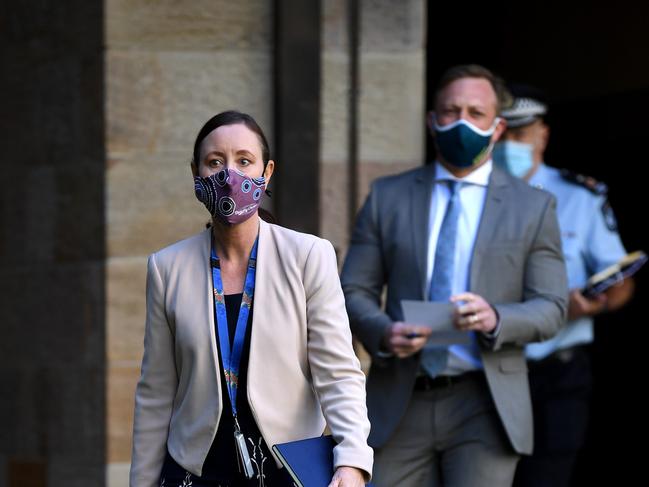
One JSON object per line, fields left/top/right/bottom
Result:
{"left": 272, "top": 435, "right": 373, "bottom": 487}
{"left": 582, "top": 250, "right": 647, "bottom": 297}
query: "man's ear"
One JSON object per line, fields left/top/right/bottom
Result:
{"left": 427, "top": 111, "right": 436, "bottom": 131}
{"left": 492, "top": 117, "right": 507, "bottom": 143}
{"left": 539, "top": 123, "right": 550, "bottom": 153}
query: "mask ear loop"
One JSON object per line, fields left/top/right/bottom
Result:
{"left": 262, "top": 160, "right": 272, "bottom": 197}
{"left": 485, "top": 117, "right": 503, "bottom": 156}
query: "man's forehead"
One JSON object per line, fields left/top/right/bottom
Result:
{"left": 437, "top": 77, "right": 497, "bottom": 107}
{"left": 507, "top": 119, "right": 544, "bottom": 134}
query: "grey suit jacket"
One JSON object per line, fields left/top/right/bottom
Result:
{"left": 341, "top": 164, "right": 567, "bottom": 455}
{"left": 131, "top": 219, "right": 373, "bottom": 487}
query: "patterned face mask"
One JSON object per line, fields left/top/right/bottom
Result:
{"left": 194, "top": 168, "right": 266, "bottom": 225}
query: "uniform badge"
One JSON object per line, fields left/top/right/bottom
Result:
{"left": 601, "top": 199, "right": 618, "bottom": 231}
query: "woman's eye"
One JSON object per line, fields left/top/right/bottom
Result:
{"left": 208, "top": 159, "right": 222, "bottom": 166}
{"left": 240, "top": 158, "right": 251, "bottom": 166}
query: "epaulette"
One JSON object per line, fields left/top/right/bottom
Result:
{"left": 559, "top": 169, "right": 608, "bottom": 195}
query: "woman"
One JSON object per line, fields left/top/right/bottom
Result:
{"left": 130, "top": 111, "right": 372, "bottom": 487}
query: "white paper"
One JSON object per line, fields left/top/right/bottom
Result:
{"left": 401, "top": 300, "right": 471, "bottom": 345}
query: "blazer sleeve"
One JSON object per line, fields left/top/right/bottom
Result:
{"left": 340, "top": 186, "right": 393, "bottom": 358}
{"left": 130, "top": 254, "right": 178, "bottom": 487}
{"left": 490, "top": 194, "right": 568, "bottom": 349}
{"left": 303, "top": 238, "right": 374, "bottom": 479}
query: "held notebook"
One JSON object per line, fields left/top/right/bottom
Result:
{"left": 272, "top": 435, "right": 373, "bottom": 487}
{"left": 582, "top": 250, "right": 647, "bottom": 297}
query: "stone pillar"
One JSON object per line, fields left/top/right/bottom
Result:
{"left": 320, "top": 0, "right": 427, "bottom": 370}
{"left": 320, "top": 0, "right": 427, "bottom": 258}
{"left": 0, "top": 1, "right": 106, "bottom": 486}
{"left": 104, "top": 1, "right": 274, "bottom": 484}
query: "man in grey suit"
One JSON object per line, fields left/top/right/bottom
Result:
{"left": 341, "top": 64, "right": 568, "bottom": 487}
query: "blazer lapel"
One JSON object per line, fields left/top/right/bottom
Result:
{"left": 198, "top": 227, "right": 223, "bottom": 387}
{"left": 470, "top": 167, "right": 509, "bottom": 289}
{"left": 247, "top": 218, "right": 268, "bottom": 391}
{"left": 411, "top": 164, "right": 436, "bottom": 297}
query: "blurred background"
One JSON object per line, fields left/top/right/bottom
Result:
{"left": 1, "top": 1, "right": 647, "bottom": 486}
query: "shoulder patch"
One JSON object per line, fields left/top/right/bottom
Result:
{"left": 559, "top": 169, "right": 608, "bottom": 195}
{"left": 601, "top": 199, "right": 618, "bottom": 232}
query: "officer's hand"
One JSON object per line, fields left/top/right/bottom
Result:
{"left": 568, "top": 289, "right": 607, "bottom": 320}
{"left": 381, "top": 322, "right": 432, "bottom": 358}
{"left": 451, "top": 293, "right": 498, "bottom": 333}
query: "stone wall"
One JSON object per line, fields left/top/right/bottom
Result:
{"left": 104, "top": 1, "right": 274, "bottom": 484}
{"left": 0, "top": 1, "right": 426, "bottom": 485}
{"left": 105, "top": 0, "right": 426, "bottom": 480}
{"left": 320, "top": 0, "right": 427, "bottom": 372}
{"left": 320, "top": 0, "right": 427, "bottom": 258}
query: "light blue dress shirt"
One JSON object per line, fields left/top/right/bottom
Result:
{"left": 426, "top": 161, "right": 491, "bottom": 374}
{"left": 526, "top": 163, "right": 627, "bottom": 360}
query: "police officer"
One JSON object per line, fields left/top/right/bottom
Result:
{"left": 493, "top": 85, "right": 636, "bottom": 487}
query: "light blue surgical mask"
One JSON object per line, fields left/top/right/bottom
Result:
{"left": 433, "top": 117, "right": 500, "bottom": 168}
{"left": 492, "top": 141, "right": 534, "bottom": 178}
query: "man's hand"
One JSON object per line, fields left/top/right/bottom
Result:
{"left": 570, "top": 278, "right": 635, "bottom": 320}
{"left": 381, "top": 322, "right": 433, "bottom": 358}
{"left": 328, "top": 466, "right": 366, "bottom": 487}
{"left": 568, "top": 289, "right": 608, "bottom": 321}
{"left": 451, "top": 293, "right": 498, "bottom": 333}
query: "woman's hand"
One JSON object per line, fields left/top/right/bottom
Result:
{"left": 327, "top": 466, "right": 366, "bottom": 487}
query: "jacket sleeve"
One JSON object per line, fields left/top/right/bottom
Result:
{"left": 340, "top": 186, "right": 393, "bottom": 358}
{"left": 490, "top": 194, "right": 568, "bottom": 350}
{"left": 130, "top": 254, "right": 178, "bottom": 487}
{"left": 303, "top": 238, "right": 374, "bottom": 479}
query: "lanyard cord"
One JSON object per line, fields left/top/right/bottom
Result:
{"left": 211, "top": 238, "right": 258, "bottom": 424}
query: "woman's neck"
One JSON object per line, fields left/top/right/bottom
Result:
{"left": 211, "top": 214, "right": 259, "bottom": 263}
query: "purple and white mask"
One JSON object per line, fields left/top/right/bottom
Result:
{"left": 194, "top": 168, "right": 266, "bottom": 225}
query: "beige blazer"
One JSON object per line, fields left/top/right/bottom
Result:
{"left": 130, "top": 219, "right": 373, "bottom": 487}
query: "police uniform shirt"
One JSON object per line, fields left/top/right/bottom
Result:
{"left": 525, "top": 163, "right": 627, "bottom": 360}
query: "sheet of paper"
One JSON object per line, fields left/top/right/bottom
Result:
{"left": 401, "top": 299, "right": 471, "bottom": 345}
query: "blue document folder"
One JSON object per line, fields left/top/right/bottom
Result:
{"left": 272, "top": 435, "right": 335, "bottom": 487}
{"left": 272, "top": 435, "right": 374, "bottom": 487}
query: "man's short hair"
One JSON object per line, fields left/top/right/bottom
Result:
{"left": 434, "top": 64, "right": 509, "bottom": 113}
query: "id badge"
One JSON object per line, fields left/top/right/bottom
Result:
{"left": 234, "top": 429, "right": 255, "bottom": 479}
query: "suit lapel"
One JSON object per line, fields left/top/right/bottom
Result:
{"left": 470, "top": 167, "right": 509, "bottom": 290}
{"left": 410, "top": 164, "right": 436, "bottom": 297}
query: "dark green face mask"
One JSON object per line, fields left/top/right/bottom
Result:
{"left": 434, "top": 118, "right": 499, "bottom": 168}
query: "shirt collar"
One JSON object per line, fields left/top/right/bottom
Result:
{"left": 528, "top": 162, "right": 550, "bottom": 190}
{"left": 434, "top": 160, "right": 493, "bottom": 187}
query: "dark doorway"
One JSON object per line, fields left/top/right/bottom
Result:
{"left": 426, "top": 3, "right": 649, "bottom": 485}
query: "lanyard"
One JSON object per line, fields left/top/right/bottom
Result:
{"left": 211, "top": 238, "right": 258, "bottom": 424}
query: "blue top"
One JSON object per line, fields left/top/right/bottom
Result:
{"left": 525, "top": 164, "right": 627, "bottom": 360}
{"left": 427, "top": 161, "right": 491, "bottom": 374}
